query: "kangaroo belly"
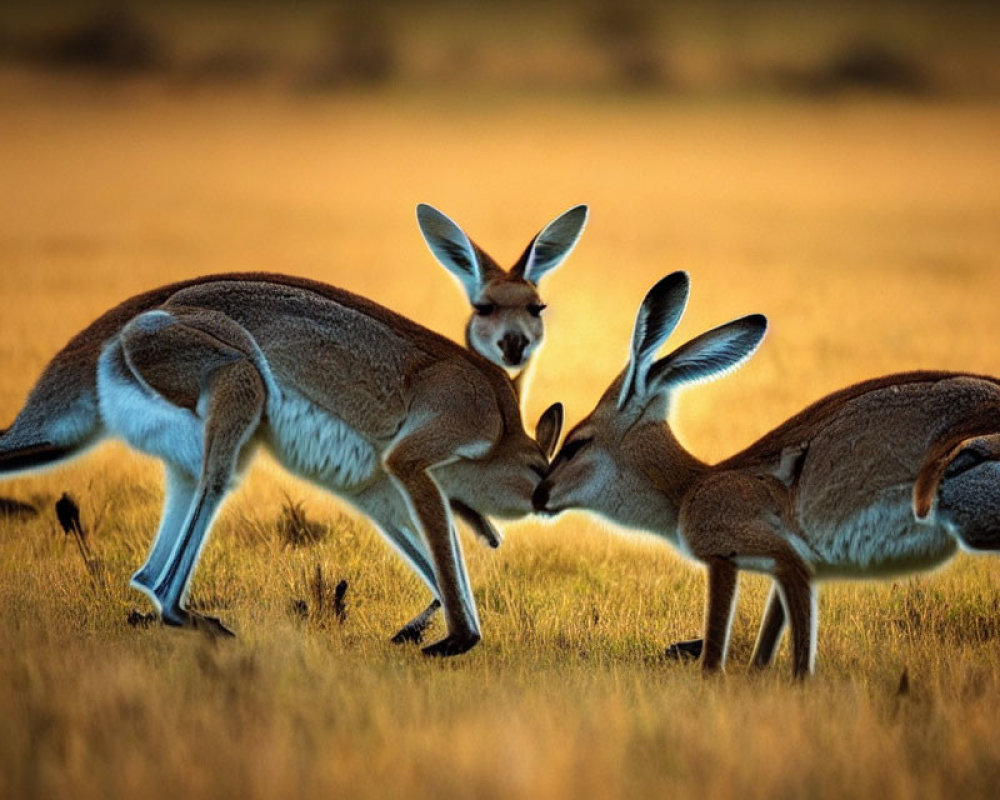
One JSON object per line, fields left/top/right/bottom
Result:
{"left": 263, "top": 386, "right": 378, "bottom": 491}
{"left": 803, "top": 485, "right": 957, "bottom": 578}
{"left": 96, "top": 342, "right": 204, "bottom": 478}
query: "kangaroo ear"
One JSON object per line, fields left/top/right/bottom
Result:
{"left": 417, "top": 204, "right": 482, "bottom": 300}
{"left": 535, "top": 402, "right": 565, "bottom": 460}
{"left": 618, "top": 271, "right": 690, "bottom": 410}
{"left": 648, "top": 314, "right": 768, "bottom": 393}
{"left": 518, "top": 205, "right": 588, "bottom": 285}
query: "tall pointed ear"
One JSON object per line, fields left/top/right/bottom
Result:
{"left": 618, "top": 271, "right": 690, "bottom": 410}
{"left": 535, "top": 402, "right": 564, "bottom": 459}
{"left": 518, "top": 205, "right": 588, "bottom": 285}
{"left": 647, "top": 314, "right": 768, "bottom": 393}
{"left": 416, "top": 204, "right": 482, "bottom": 300}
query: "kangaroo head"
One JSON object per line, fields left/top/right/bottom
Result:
{"left": 534, "top": 271, "right": 768, "bottom": 525}
{"left": 417, "top": 204, "right": 588, "bottom": 372}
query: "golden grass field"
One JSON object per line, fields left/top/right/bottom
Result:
{"left": 1, "top": 73, "right": 999, "bottom": 798}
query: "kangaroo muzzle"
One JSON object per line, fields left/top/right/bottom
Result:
{"left": 498, "top": 331, "right": 529, "bottom": 367}
{"left": 531, "top": 479, "right": 551, "bottom": 513}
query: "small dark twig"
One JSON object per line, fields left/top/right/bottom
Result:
{"left": 896, "top": 666, "right": 910, "bottom": 697}
{"left": 333, "top": 579, "right": 348, "bottom": 623}
{"left": 291, "top": 564, "right": 349, "bottom": 626}
{"left": 54, "top": 492, "right": 103, "bottom": 587}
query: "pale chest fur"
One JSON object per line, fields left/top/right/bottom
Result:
{"left": 261, "top": 384, "right": 379, "bottom": 492}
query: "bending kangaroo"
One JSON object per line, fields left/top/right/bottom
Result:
{"left": 417, "top": 202, "right": 584, "bottom": 552}
{"left": 0, "top": 272, "right": 563, "bottom": 655}
{"left": 535, "top": 271, "right": 1000, "bottom": 677}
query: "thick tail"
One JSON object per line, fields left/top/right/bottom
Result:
{"left": 913, "top": 434, "right": 1000, "bottom": 521}
{"left": 0, "top": 434, "right": 80, "bottom": 475}
{"left": 0, "top": 359, "right": 103, "bottom": 478}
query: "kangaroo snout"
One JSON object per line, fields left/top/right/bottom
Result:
{"left": 532, "top": 479, "right": 551, "bottom": 513}
{"left": 498, "top": 332, "right": 529, "bottom": 367}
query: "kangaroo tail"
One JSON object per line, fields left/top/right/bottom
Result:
{"left": 0, "top": 352, "right": 104, "bottom": 478}
{"left": 913, "top": 433, "right": 1000, "bottom": 521}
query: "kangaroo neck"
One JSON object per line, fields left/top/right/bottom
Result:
{"left": 624, "top": 422, "right": 707, "bottom": 541}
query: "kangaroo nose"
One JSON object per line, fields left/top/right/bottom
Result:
{"left": 498, "top": 332, "right": 529, "bottom": 367}
{"left": 532, "top": 479, "right": 551, "bottom": 512}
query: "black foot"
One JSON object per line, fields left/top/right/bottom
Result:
{"left": 421, "top": 632, "right": 481, "bottom": 658}
{"left": 163, "top": 609, "right": 237, "bottom": 639}
{"left": 390, "top": 599, "right": 441, "bottom": 645}
{"left": 664, "top": 638, "right": 704, "bottom": 660}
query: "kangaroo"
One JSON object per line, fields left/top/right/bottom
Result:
{"left": 0, "top": 272, "right": 564, "bottom": 655}
{"left": 417, "top": 203, "right": 588, "bottom": 399}
{"left": 417, "top": 203, "right": 585, "bottom": 555}
{"left": 534, "top": 271, "right": 1000, "bottom": 678}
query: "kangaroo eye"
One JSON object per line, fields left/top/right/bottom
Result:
{"left": 527, "top": 304, "right": 547, "bottom": 317}
{"left": 560, "top": 437, "right": 592, "bottom": 461}
{"left": 474, "top": 303, "right": 496, "bottom": 316}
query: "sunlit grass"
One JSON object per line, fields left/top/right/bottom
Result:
{"left": 1, "top": 84, "right": 998, "bottom": 798}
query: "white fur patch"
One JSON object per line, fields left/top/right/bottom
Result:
{"left": 264, "top": 385, "right": 377, "bottom": 490}
{"left": 805, "top": 487, "right": 957, "bottom": 578}
{"left": 97, "top": 342, "right": 204, "bottom": 479}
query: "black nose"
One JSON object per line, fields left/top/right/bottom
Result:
{"left": 498, "top": 332, "right": 528, "bottom": 366}
{"left": 532, "top": 479, "right": 550, "bottom": 512}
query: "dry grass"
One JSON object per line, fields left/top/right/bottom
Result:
{"left": 0, "top": 74, "right": 999, "bottom": 798}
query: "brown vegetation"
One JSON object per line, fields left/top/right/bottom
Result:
{"left": 0, "top": 29, "right": 998, "bottom": 798}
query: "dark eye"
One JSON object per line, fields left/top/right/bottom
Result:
{"left": 560, "top": 437, "right": 592, "bottom": 462}
{"left": 474, "top": 303, "right": 496, "bottom": 316}
{"left": 527, "top": 304, "right": 547, "bottom": 318}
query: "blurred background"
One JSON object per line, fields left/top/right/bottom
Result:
{"left": 1, "top": 1, "right": 998, "bottom": 95}
{"left": 1, "top": 0, "right": 999, "bottom": 470}
{"left": 2, "top": 7, "right": 1000, "bottom": 797}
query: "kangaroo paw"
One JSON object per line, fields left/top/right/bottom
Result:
{"left": 421, "top": 631, "right": 481, "bottom": 658}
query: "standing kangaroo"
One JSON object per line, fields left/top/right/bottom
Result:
{"left": 417, "top": 203, "right": 588, "bottom": 398}
{"left": 0, "top": 272, "right": 564, "bottom": 655}
{"left": 534, "top": 271, "right": 1000, "bottom": 677}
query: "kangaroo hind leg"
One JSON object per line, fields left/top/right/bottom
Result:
{"left": 130, "top": 464, "right": 197, "bottom": 599}
{"left": 120, "top": 309, "right": 266, "bottom": 636}
{"left": 151, "top": 359, "right": 264, "bottom": 636}
{"left": 750, "top": 583, "right": 787, "bottom": 668}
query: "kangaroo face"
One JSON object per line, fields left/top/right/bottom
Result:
{"left": 417, "top": 203, "right": 588, "bottom": 377}
{"left": 533, "top": 390, "right": 631, "bottom": 517}
{"left": 445, "top": 402, "right": 563, "bottom": 518}
{"left": 467, "top": 277, "right": 546, "bottom": 370}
